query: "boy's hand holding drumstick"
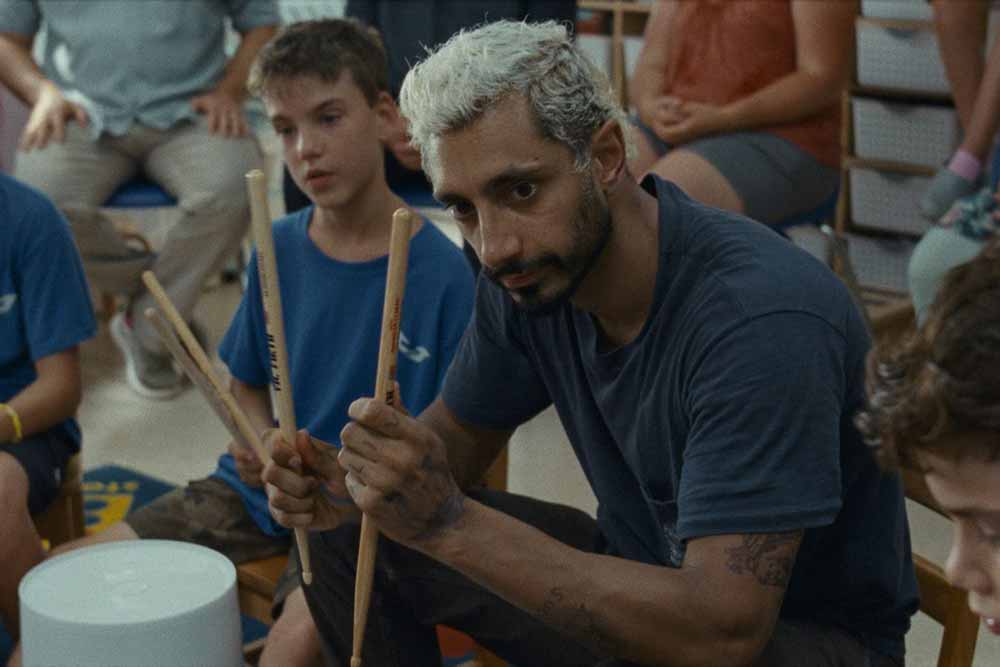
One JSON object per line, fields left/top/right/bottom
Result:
{"left": 264, "top": 428, "right": 359, "bottom": 529}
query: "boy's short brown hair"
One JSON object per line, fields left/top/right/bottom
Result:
{"left": 857, "top": 238, "right": 1000, "bottom": 468}
{"left": 248, "top": 18, "right": 389, "bottom": 105}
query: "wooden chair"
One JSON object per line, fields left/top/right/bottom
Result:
{"left": 902, "top": 468, "right": 981, "bottom": 667}
{"left": 867, "top": 303, "right": 981, "bottom": 667}
{"left": 95, "top": 179, "right": 170, "bottom": 320}
{"left": 237, "top": 450, "right": 509, "bottom": 667}
{"left": 32, "top": 453, "right": 85, "bottom": 548}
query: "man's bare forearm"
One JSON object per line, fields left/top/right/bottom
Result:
{"left": 418, "top": 500, "right": 795, "bottom": 667}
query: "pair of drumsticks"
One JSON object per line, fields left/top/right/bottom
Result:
{"left": 143, "top": 169, "right": 410, "bottom": 666}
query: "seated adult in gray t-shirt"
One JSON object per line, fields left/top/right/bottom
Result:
{"left": 0, "top": 0, "right": 277, "bottom": 399}
{"left": 0, "top": 0, "right": 277, "bottom": 137}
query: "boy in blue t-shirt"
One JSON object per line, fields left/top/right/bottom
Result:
{"left": 0, "top": 174, "right": 96, "bottom": 644}
{"left": 30, "top": 19, "right": 475, "bottom": 667}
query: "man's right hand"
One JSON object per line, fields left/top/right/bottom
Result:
{"left": 263, "top": 429, "right": 359, "bottom": 532}
{"left": 20, "top": 81, "right": 89, "bottom": 152}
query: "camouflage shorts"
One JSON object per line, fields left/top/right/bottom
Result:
{"left": 126, "top": 477, "right": 300, "bottom": 608}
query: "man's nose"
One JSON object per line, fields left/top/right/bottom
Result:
{"left": 478, "top": 208, "right": 520, "bottom": 271}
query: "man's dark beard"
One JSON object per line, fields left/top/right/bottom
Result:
{"left": 483, "top": 178, "right": 612, "bottom": 315}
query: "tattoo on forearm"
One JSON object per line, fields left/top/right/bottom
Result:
{"left": 419, "top": 489, "right": 465, "bottom": 538}
{"left": 537, "top": 587, "right": 620, "bottom": 657}
{"left": 724, "top": 531, "right": 802, "bottom": 588}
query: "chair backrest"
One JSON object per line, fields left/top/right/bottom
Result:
{"left": 868, "top": 306, "right": 980, "bottom": 667}
{"left": 32, "top": 454, "right": 85, "bottom": 548}
{"left": 901, "top": 469, "right": 981, "bottom": 667}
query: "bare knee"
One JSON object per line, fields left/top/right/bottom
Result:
{"left": 647, "top": 149, "right": 744, "bottom": 214}
{"left": 260, "top": 587, "right": 323, "bottom": 667}
{"left": 47, "top": 521, "right": 139, "bottom": 559}
{"left": 268, "top": 587, "right": 316, "bottom": 640}
{"left": 7, "top": 641, "right": 23, "bottom": 667}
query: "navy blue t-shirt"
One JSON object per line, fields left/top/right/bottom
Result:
{"left": 442, "top": 176, "right": 918, "bottom": 657}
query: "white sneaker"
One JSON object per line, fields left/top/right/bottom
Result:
{"left": 110, "top": 312, "right": 184, "bottom": 400}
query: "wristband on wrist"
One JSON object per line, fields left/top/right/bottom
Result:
{"left": 0, "top": 403, "right": 23, "bottom": 443}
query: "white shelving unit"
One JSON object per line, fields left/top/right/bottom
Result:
{"left": 835, "top": 8, "right": 961, "bottom": 300}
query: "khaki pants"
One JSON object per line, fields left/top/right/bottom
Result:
{"left": 15, "top": 117, "right": 261, "bottom": 352}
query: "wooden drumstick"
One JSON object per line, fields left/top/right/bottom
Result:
{"left": 246, "top": 169, "right": 314, "bottom": 586}
{"left": 351, "top": 207, "right": 415, "bottom": 667}
{"left": 140, "top": 272, "right": 268, "bottom": 463}
{"left": 144, "top": 308, "right": 244, "bottom": 448}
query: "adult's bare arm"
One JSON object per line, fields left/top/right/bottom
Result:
{"left": 629, "top": 0, "right": 682, "bottom": 128}
{"left": 191, "top": 24, "right": 277, "bottom": 137}
{"left": 712, "top": 0, "right": 854, "bottom": 132}
{"left": 0, "top": 31, "right": 88, "bottom": 150}
{"left": 932, "top": 0, "right": 989, "bottom": 129}
{"left": 0, "top": 31, "right": 43, "bottom": 106}
{"left": 426, "top": 506, "right": 801, "bottom": 666}
{"left": 340, "top": 396, "right": 799, "bottom": 666}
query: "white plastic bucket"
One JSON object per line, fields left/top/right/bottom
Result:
{"left": 19, "top": 540, "right": 242, "bottom": 667}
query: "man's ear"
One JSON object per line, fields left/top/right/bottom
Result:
{"left": 590, "top": 119, "right": 627, "bottom": 188}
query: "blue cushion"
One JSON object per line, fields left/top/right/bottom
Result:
{"left": 104, "top": 179, "right": 177, "bottom": 208}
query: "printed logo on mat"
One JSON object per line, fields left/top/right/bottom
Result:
{"left": 83, "top": 480, "right": 139, "bottom": 534}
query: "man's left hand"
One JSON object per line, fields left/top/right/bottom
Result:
{"left": 340, "top": 397, "right": 466, "bottom": 548}
{"left": 191, "top": 89, "right": 249, "bottom": 137}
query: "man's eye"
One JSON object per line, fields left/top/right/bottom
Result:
{"left": 512, "top": 182, "right": 536, "bottom": 200}
{"left": 449, "top": 201, "right": 475, "bottom": 222}
{"left": 975, "top": 521, "right": 1000, "bottom": 547}
{"left": 274, "top": 126, "right": 293, "bottom": 137}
